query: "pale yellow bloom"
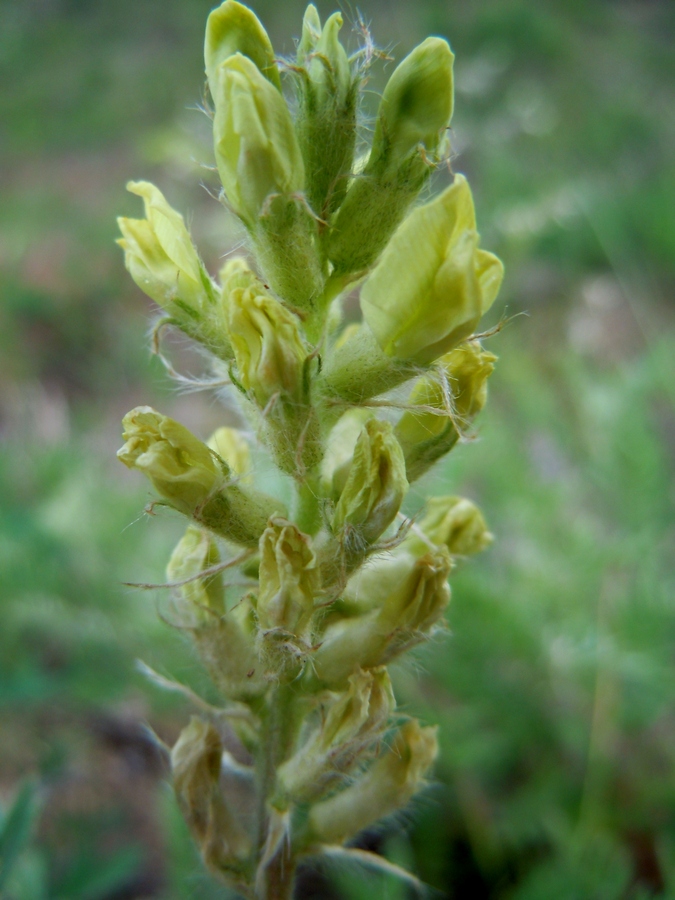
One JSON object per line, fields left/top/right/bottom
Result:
{"left": 361, "top": 176, "right": 503, "bottom": 365}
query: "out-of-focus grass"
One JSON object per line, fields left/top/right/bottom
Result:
{"left": 1, "top": 0, "right": 674, "bottom": 897}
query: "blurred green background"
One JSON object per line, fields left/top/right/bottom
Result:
{"left": 1, "top": 0, "right": 674, "bottom": 897}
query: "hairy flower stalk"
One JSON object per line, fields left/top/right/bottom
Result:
{"left": 117, "top": 3, "right": 503, "bottom": 897}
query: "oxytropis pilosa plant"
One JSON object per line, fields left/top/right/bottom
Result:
{"left": 116, "top": 3, "right": 503, "bottom": 898}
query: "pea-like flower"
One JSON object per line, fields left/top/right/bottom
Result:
{"left": 117, "top": 182, "right": 231, "bottom": 361}
{"left": 257, "top": 518, "right": 318, "bottom": 637}
{"left": 360, "top": 175, "right": 504, "bottom": 365}
{"left": 171, "top": 717, "right": 251, "bottom": 876}
{"left": 332, "top": 419, "right": 408, "bottom": 546}
{"left": 224, "top": 259, "right": 308, "bottom": 408}
{"left": 396, "top": 340, "right": 497, "bottom": 481}
{"left": 313, "top": 546, "right": 451, "bottom": 686}
{"left": 118, "top": 406, "right": 283, "bottom": 545}
{"left": 307, "top": 719, "right": 438, "bottom": 845}
{"left": 416, "top": 496, "right": 493, "bottom": 557}
{"left": 276, "top": 667, "right": 394, "bottom": 805}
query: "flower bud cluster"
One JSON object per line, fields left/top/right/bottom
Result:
{"left": 117, "top": 3, "right": 503, "bottom": 896}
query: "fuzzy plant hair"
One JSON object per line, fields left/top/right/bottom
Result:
{"left": 116, "top": 3, "right": 503, "bottom": 898}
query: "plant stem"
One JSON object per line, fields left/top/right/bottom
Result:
{"left": 256, "top": 684, "right": 301, "bottom": 900}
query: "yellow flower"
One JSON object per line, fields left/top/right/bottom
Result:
{"left": 308, "top": 719, "right": 438, "bottom": 844}
{"left": 361, "top": 175, "right": 503, "bottom": 365}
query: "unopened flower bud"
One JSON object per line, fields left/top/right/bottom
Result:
{"left": 171, "top": 717, "right": 251, "bottom": 876}
{"left": 207, "top": 427, "right": 252, "bottom": 482}
{"left": 332, "top": 419, "right": 408, "bottom": 546}
{"left": 276, "top": 668, "right": 394, "bottom": 804}
{"left": 213, "top": 53, "right": 305, "bottom": 228}
{"left": 257, "top": 518, "right": 318, "bottom": 637}
{"left": 313, "top": 547, "right": 451, "bottom": 686}
{"left": 396, "top": 340, "right": 496, "bottom": 481}
{"left": 361, "top": 175, "right": 503, "bottom": 365}
{"left": 205, "top": 0, "right": 281, "bottom": 99}
{"left": 417, "top": 496, "right": 492, "bottom": 556}
{"left": 117, "top": 182, "right": 231, "bottom": 361}
{"left": 213, "top": 54, "right": 324, "bottom": 309}
{"left": 167, "top": 527, "right": 265, "bottom": 699}
{"left": 295, "top": 6, "right": 357, "bottom": 217}
{"left": 117, "top": 406, "right": 284, "bottom": 545}
{"left": 328, "top": 38, "right": 454, "bottom": 277}
{"left": 374, "top": 37, "right": 454, "bottom": 169}
{"left": 308, "top": 719, "right": 438, "bottom": 844}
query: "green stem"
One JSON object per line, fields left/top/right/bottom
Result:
{"left": 256, "top": 685, "right": 301, "bottom": 900}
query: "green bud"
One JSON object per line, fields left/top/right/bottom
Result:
{"left": 328, "top": 38, "right": 454, "bottom": 277}
{"left": 276, "top": 667, "right": 394, "bottom": 805}
{"left": 117, "top": 182, "right": 231, "bottom": 361}
{"left": 167, "top": 526, "right": 265, "bottom": 700}
{"left": 171, "top": 717, "right": 251, "bottom": 877}
{"left": 205, "top": 0, "right": 281, "bottom": 98}
{"left": 312, "top": 547, "right": 451, "bottom": 686}
{"left": 295, "top": 6, "right": 357, "bottom": 218}
{"left": 213, "top": 54, "right": 324, "bottom": 309}
{"left": 332, "top": 419, "right": 408, "bottom": 546}
{"left": 223, "top": 257, "right": 322, "bottom": 474}
{"left": 395, "top": 340, "right": 496, "bottom": 481}
{"left": 257, "top": 517, "right": 318, "bottom": 637}
{"left": 117, "top": 406, "right": 284, "bottom": 545}
{"left": 417, "top": 496, "right": 492, "bottom": 556}
{"left": 361, "top": 175, "right": 503, "bottom": 365}
{"left": 207, "top": 427, "right": 252, "bottom": 482}
{"left": 213, "top": 53, "right": 304, "bottom": 228}
{"left": 308, "top": 719, "right": 438, "bottom": 844}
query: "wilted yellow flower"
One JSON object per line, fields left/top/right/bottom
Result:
{"left": 307, "top": 719, "right": 438, "bottom": 844}
{"left": 332, "top": 419, "right": 408, "bottom": 546}
{"left": 167, "top": 527, "right": 265, "bottom": 699}
{"left": 276, "top": 667, "right": 394, "bottom": 804}
{"left": 118, "top": 406, "right": 223, "bottom": 515}
{"left": 361, "top": 175, "right": 503, "bottom": 365}
{"left": 205, "top": 0, "right": 281, "bottom": 97}
{"left": 167, "top": 525, "right": 225, "bottom": 616}
{"left": 417, "top": 496, "right": 493, "bottom": 557}
{"left": 312, "top": 547, "right": 451, "bottom": 686}
{"left": 396, "top": 340, "right": 497, "bottom": 481}
{"left": 257, "top": 518, "right": 318, "bottom": 637}
{"left": 171, "top": 717, "right": 251, "bottom": 875}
